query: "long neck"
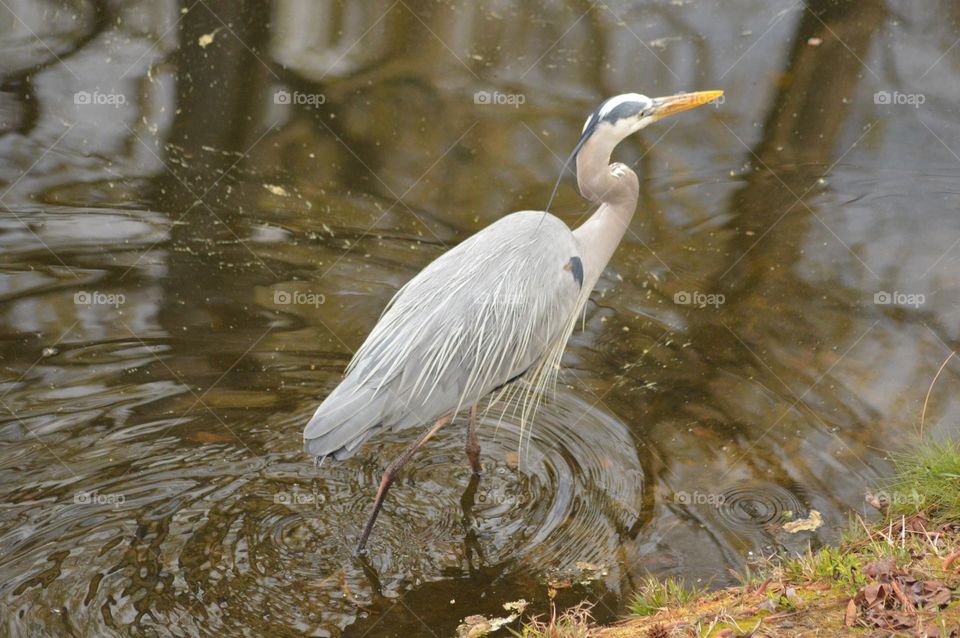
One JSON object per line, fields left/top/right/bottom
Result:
{"left": 571, "top": 134, "right": 640, "bottom": 290}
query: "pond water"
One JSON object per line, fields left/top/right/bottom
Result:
{"left": 2, "top": 0, "right": 960, "bottom": 635}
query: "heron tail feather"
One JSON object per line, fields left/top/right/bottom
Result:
{"left": 303, "top": 384, "right": 387, "bottom": 461}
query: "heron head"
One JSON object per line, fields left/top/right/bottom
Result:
{"left": 544, "top": 90, "right": 722, "bottom": 211}
{"left": 577, "top": 90, "right": 723, "bottom": 150}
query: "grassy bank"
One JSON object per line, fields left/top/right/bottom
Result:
{"left": 512, "top": 441, "right": 960, "bottom": 638}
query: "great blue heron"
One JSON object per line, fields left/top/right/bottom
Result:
{"left": 304, "top": 89, "right": 723, "bottom": 552}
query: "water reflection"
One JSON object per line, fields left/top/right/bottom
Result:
{"left": 2, "top": 0, "right": 960, "bottom": 635}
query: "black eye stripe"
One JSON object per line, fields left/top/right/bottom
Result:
{"left": 601, "top": 101, "right": 644, "bottom": 124}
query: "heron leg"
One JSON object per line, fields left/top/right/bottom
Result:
{"left": 459, "top": 472, "right": 485, "bottom": 570}
{"left": 465, "top": 403, "right": 482, "bottom": 474}
{"left": 356, "top": 413, "right": 452, "bottom": 554}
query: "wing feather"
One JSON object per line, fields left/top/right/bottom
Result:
{"left": 304, "top": 211, "right": 586, "bottom": 458}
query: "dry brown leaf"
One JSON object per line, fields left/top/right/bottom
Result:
{"left": 862, "top": 582, "right": 885, "bottom": 608}
{"left": 864, "top": 558, "right": 901, "bottom": 581}
{"left": 845, "top": 598, "right": 858, "bottom": 626}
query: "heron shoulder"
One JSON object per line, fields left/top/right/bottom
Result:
{"left": 466, "top": 210, "right": 572, "bottom": 243}
{"left": 451, "top": 211, "right": 575, "bottom": 259}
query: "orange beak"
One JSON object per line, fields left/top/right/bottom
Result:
{"left": 650, "top": 90, "right": 724, "bottom": 118}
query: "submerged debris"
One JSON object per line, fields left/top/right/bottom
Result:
{"left": 455, "top": 599, "right": 528, "bottom": 638}
{"left": 197, "top": 28, "right": 223, "bottom": 48}
{"left": 263, "top": 184, "right": 290, "bottom": 197}
{"left": 782, "top": 509, "right": 823, "bottom": 533}
{"left": 543, "top": 561, "right": 610, "bottom": 589}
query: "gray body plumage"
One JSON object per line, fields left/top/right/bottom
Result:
{"left": 304, "top": 211, "right": 585, "bottom": 460}
{"left": 303, "top": 89, "right": 722, "bottom": 553}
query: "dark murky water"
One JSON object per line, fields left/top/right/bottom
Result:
{"left": 2, "top": 0, "right": 960, "bottom": 635}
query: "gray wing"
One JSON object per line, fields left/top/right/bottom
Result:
{"left": 304, "top": 211, "right": 585, "bottom": 460}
